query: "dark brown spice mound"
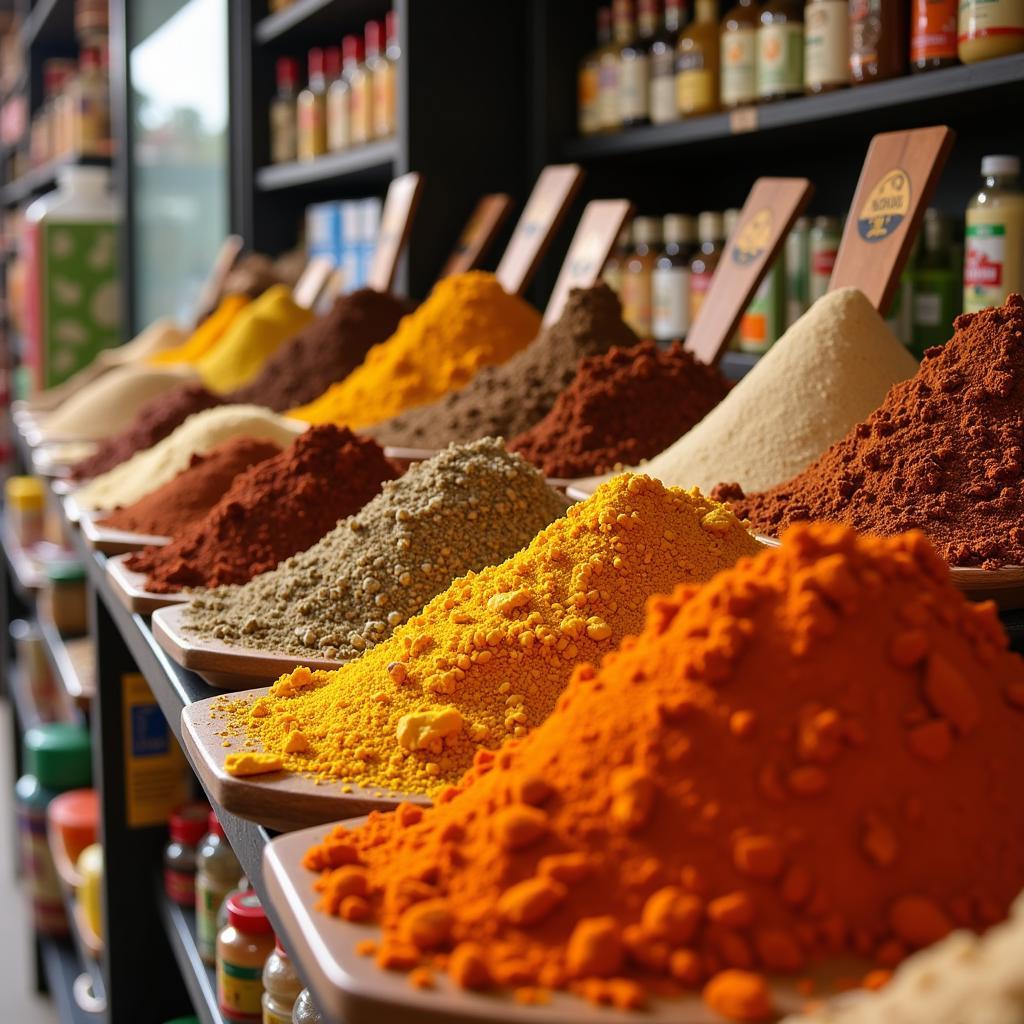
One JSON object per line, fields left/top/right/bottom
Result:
{"left": 716, "top": 295, "right": 1024, "bottom": 569}
{"left": 367, "top": 282, "right": 638, "bottom": 448}
{"left": 228, "top": 288, "right": 413, "bottom": 412}
{"left": 511, "top": 340, "right": 730, "bottom": 478}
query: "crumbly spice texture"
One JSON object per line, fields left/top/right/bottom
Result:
{"left": 125, "top": 426, "right": 395, "bottom": 592}
{"left": 103, "top": 436, "right": 283, "bottom": 537}
{"left": 719, "top": 296, "right": 1024, "bottom": 569}
{"left": 227, "top": 289, "right": 413, "bottom": 412}
{"left": 187, "top": 439, "right": 567, "bottom": 659}
{"left": 216, "top": 475, "right": 759, "bottom": 794}
{"left": 368, "top": 283, "right": 638, "bottom": 449}
{"left": 511, "top": 340, "right": 730, "bottom": 478}
{"left": 289, "top": 272, "right": 541, "bottom": 429}
{"left": 70, "top": 383, "right": 224, "bottom": 481}
{"left": 301, "top": 523, "right": 1024, "bottom": 1019}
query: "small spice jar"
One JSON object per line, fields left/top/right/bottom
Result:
{"left": 291, "top": 989, "right": 323, "bottom": 1024}
{"left": 45, "top": 561, "right": 88, "bottom": 635}
{"left": 262, "top": 941, "right": 303, "bottom": 1023}
{"left": 217, "top": 891, "right": 275, "bottom": 1024}
{"left": 196, "top": 810, "right": 243, "bottom": 966}
{"left": 6, "top": 476, "right": 46, "bottom": 547}
{"left": 163, "top": 802, "right": 210, "bottom": 907}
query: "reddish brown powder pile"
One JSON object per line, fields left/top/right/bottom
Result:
{"left": 126, "top": 425, "right": 397, "bottom": 592}
{"left": 227, "top": 288, "right": 413, "bottom": 412}
{"left": 102, "top": 436, "right": 283, "bottom": 538}
{"left": 716, "top": 296, "right": 1024, "bottom": 569}
{"left": 511, "top": 340, "right": 730, "bottom": 478}
{"left": 71, "top": 383, "right": 223, "bottom": 480}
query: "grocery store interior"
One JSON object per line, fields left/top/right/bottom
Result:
{"left": 2, "top": 1, "right": 1024, "bottom": 1023}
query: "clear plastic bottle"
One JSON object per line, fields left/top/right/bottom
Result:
{"left": 196, "top": 810, "right": 244, "bottom": 966}
{"left": 291, "top": 989, "right": 323, "bottom": 1024}
{"left": 964, "top": 154, "right": 1024, "bottom": 314}
{"left": 263, "top": 942, "right": 303, "bottom": 1024}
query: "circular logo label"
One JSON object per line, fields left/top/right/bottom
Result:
{"left": 732, "top": 208, "right": 773, "bottom": 266}
{"left": 857, "top": 168, "right": 911, "bottom": 243}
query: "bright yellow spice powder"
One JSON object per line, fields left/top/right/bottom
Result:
{"left": 218, "top": 475, "right": 761, "bottom": 795}
{"left": 150, "top": 293, "right": 250, "bottom": 366}
{"left": 289, "top": 271, "right": 541, "bottom": 429}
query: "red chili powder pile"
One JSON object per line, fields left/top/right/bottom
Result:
{"left": 716, "top": 296, "right": 1024, "bottom": 569}
{"left": 102, "top": 436, "right": 282, "bottom": 538}
{"left": 303, "top": 523, "right": 1024, "bottom": 1020}
{"left": 126, "top": 425, "right": 397, "bottom": 592}
{"left": 511, "top": 340, "right": 730, "bottom": 478}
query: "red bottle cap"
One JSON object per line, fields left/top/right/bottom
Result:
{"left": 276, "top": 56, "right": 298, "bottom": 89}
{"left": 365, "top": 20, "right": 383, "bottom": 58}
{"left": 307, "top": 47, "right": 325, "bottom": 80}
{"left": 342, "top": 34, "right": 363, "bottom": 66}
{"left": 385, "top": 9, "right": 398, "bottom": 45}
{"left": 207, "top": 809, "right": 225, "bottom": 839}
{"left": 226, "top": 891, "right": 273, "bottom": 935}
{"left": 169, "top": 802, "right": 210, "bottom": 846}
{"left": 323, "top": 45, "right": 341, "bottom": 80}
{"left": 80, "top": 48, "right": 101, "bottom": 72}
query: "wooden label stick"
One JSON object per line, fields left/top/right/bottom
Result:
{"left": 439, "top": 193, "right": 514, "bottom": 279}
{"left": 685, "top": 177, "right": 814, "bottom": 366}
{"left": 542, "top": 199, "right": 633, "bottom": 327}
{"left": 495, "top": 164, "right": 585, "bottom": 295}
{"left": 292, "top": 257, "right": 335, "bottom": 310}
{"left": 192, "top": 235, "right": 243, "bottom": 327}
{"left": 366, "top": 171, "right": 424, "bottom": 293}
{"left": 829, "top": 125, "right": 955, "bottom": 313}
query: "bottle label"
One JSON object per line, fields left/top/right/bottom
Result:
{"left": 689, "top": 270, "right": 713, "bottom": 323}
{"left": 958, "top": 0, "right": 1024, "bottom": 41}
{"left": 739, "top": 266, "right": 781, "bottom": 353}
{"left": 964, "top": 222, "right": 1006, "bottom": 311}
{"left": 598, "top": 57, "right": 621, "bottom": 127}
{"left": 578, "top": 67, "right": 600, "bottom": 132}
{"left": 621, "top": 271, "right": 653, "bottom": 337}
{"left": 809, "top": 242, "right": 839, "bottom": 301}
{"left": 270, "top": 103, "right": 297, "bottom": 163}
{"left": 164, "top": 867, "right": 196, "bottom": 907}
{"left": 850, "top": 0, "right": 883, "bottom": 68}
{"left": 373, "top": 65, "right": 395, "bottom": 137}
{"left": 652, "top": 265, "right": 691, "bottom": 340}
{"left": 758, "top": 23, "right": 804, "bottom": 96}
{"left": 912, "top": 0, "right": 958, "bottom": 59}
{"left": 198, "top": 879, "right": 235, "bottom": 959}
{"left": 805, "top": 1, "right": 850, "bottom": 86}
{"left": 721, "top": 27, "right": 757, "bottom": 105}
{"left": 219, "top": 959, "right": 264, "bottom": 1022}
{"left": 677, "top": 68, "right": 716, "bottom": 114}
{"left": 649, "top": 73, "right": 678, "bottom": 123}
{"left": 619, "top": 55, "right": 650, "bottom": 120}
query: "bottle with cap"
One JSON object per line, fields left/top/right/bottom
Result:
{"left": 262, "top": 941, "right": 303, "bottom": 1024}
{"left": 720, "top": 0, "right": 759, "bottom": 110}
{"left": 649, "top": 0, "right": 684, "bottom": 124}
{"left": 196, "top": 810, "right": 244, "bottom": 965}
{"left": 964, "top": 154, "right": 1024, "bottom": 314}
{"left": 652, "top": 213, "right": 695, "bottom": 342}
{"left": 803, "top": 0, "right": 849, "bottom": 93}
{"left": 757, "top": 0, "right": 805, "bottom": 101}
{"left": 615, "top": 0, "right": 650, "bottom": 127}
{"left": 676, "top": 0, "right": 721, "bottom": 116}
{"left": 6, "top": 475, "right": 45, "bottom": 547}
{"left": 579, "top": 7, "right": 611, "bottom": 134}
{"left": 910, "top": 0, "right": 958, "bottom": 71}
{"left": 912, "top": 209, "right": 958, "bottom": 357}
{"left": 689, "top": 211, "right": 724, "bottom": 327}
{"left": 71, "top": 47, "right": 109, "bottom": 156}
{"left": 958, "top": 0, "right": 1024, "bottom": 63}
{"left": 349, "top": 31, "right": 373, "bottom": 145}
{"left": 621, "top": 215, "right": 662, "bottom": 337}
{"left": 296, "top": 48, "right": 332, "bottom": 160}
{"left": 217, "top": 891, "right": 276, "bottom": 1024}
{"left": 270, "top": 57, "right": 299, "bottom": 164}
{"left": 164, "top": 802, "right": 211, "bottom": 908}
{"left": 364, "top": 20, "right": 388, "bottom": 142}
{"left": 372, "top": 11, "right": 399, "bottom": 139}
{"left": 327, "top": 37, "right": 360, "bottom": 153}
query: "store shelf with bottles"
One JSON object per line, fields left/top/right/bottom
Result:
{"left": 157, "top": 882, "right": 222, "bottom": 1024}
{"left": 0, "top": 153, "right": 111, "bottom": 207}
{"left": 255, "top": 0, "right": 392, "bottom": 47}
{"left": 255, "top": 135, "right": 397, "bottom": 192}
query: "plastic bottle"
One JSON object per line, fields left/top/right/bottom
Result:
{"left": 689, "top": 211, "right": 724, "bottom": 326}
{"left": 262, "top": 942, "right": 303, "bottom": 1024}
{"left": 196, "top": 810, "right": 244, "bottom": 966}
{"left": 22, "top": 165, "right": 120, "bottom": 393}
{"left": 910, "top": 0, "right": 958, "bottom": 70}
{"left": 958, "top": 0, "right": 1024, "bottom": 63}
{"left": 652, "top": 213, "right": 695, "bottom": 342}
{"left": 804, "top": 0, "right": 850, "bottom": 92}
{"left": 720, "top": 0, "right": 759, "bottom": 109}
{"left": 270, "top": 57, "right": 299, "bottom": 164}
{"left": 164, "top": 802, "right": 210, "bottom": 908}
{"left": 217, "top": 892, "right": 276, "bottom": 1024}
{"left": 620, "top": 215, "right": 662, "bottom": 337}
{"left": 911, "top": 208, "right": 958, "bottom": 356}
{"left": 964, "top": 154, "right": 1024, "bottom": 314}
{"left": 758, "top": 0, "right": 805, "bottom": 100}
{"left": 291, "top": 989, "right": 323, "bottom": 1024}
{"left": 676, "top": 0, "right": 721, "bottom": 116}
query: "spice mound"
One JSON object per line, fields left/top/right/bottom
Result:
{"left": 187, "top": 438, "right": 568, "bottom": 660}
{"left": 218, "top": 475, "right": 759, "bottom": 793}
{"left": 720, "top": 295, "right": 1024, "bottom": 568}
{"left": 642, "top": 288, "right": 918, "bottom": 494}
{"left": 289, "top": 271, "right": 541, "bottom": 429}
{"left": 74, "top": 405, "right": 304, "bottom": 511}
{"left": 512, "top": 340, "right": 730, "bottom": 478}
{"left": 125, "top": 425, "right": 394, "bottom": 592}
{"left": 103, "top": 436, "right": 283, "bottom": 538}
{"left": 368, "top": 282, "right": 638, "bottom": 449}
{"left": 300, "top": 522, "right": 1024, "bottom": 1019}
{"left": 227, "top": 288, "right": 413, "bottom": 412}
{"left": 71, "top": 383, "right": 223, "bottom": 481}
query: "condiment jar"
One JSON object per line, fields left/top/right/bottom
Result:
{"left": 6, "top": 476, "right": 46, "bottom": 547}
{"left": 197, "top": 810, "right": 244, "bottom": 965}
{"left": 291, "top": 989, "right": 323, "bottom": 1024}
{"left": 45, "top": 561, "right": 88, "bottom": 636}
{"left": 164, "top": 802, "right": 210, "bottom": 907}
{"left": 217, "top": 891, "right": 275, "bottom": 1024}
{"left": 46, "top": 787, "right": 98, "bottom": 883}
{"left": 958, "top": 0, "right": 1024, "bottom": 62}
{"left": 263, "top": 941, "right": 303, "bottom": 1023}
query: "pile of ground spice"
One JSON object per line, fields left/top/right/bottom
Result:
{"left": 300, "top": 523, "right": 1024, "bottom": 1020}
{"left": 102, "top": 436, "right": 284, "bottom": 538}
{"left": 215, "top": 475, "right": 759, "bottom": 793}
{"left": 368, "top": 283, "right": 638, "bottom": 449}
{"left": 126, "top": 426, "right": 396, "bottom": 592}
{"left": 718, "top": 295, "right": 1024, "bottom": 569}
{"left": 186, "top": 439, "right": 567, "bottom": 659}
{"left": 511, "top": 340, "right": 730, "bottom": 478}
{"left": 227, "top": 289, "right": 413, "bottom": 412}
{"left": 289, "top": 272, "right": 541, "bottom": 429}
{"left": 71, "top": 383, "right": 223, "bottom": 481}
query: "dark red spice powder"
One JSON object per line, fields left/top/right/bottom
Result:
{"left": 510, "top": 340, "right": 730, "bottom": 478}
{"left": 715, "top": 295, "right": 1024, "bottom": 569}
{"left": 102, "top": 436, "right": 283, "bottom": 538}
{"left": 126, "top": 425, "right": 398, "bottom": 592}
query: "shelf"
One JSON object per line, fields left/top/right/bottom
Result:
{"left": 563, "top": 54, "right": 1024, "bottom": 162}
{"left": 38, "top": 614, "right": 95, "bottom": 708}
{"left": 1, "top": 154, "right": 111, "bottom": 208}
{"left": 2, "top": 522, "right": 45, "bottom": 599}
{"left": 9, "top": 663, "right": 44, "bottom": 730}
{"left": 156, "top": 884, "right": 222, "bottom": 1024}
{"left": 254, "top": 139, "right": 396, "bottom": 192}
{"left": 254, "top": 0, "right": 389, "bottom": 46}
{"left": 39, "top": 936, "right": 98, "bottom": 1024}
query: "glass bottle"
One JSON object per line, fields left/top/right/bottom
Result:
{"left": 958, "top": 0, "right": 1024, "bottom": 63}
{"left": 849, "top": 0, "right": 907, "bottom": 84}
{"left": 649, "top": 0, "right": 684, "bottom": 123}
{"left": 364, "top": 20, "right": 388, "bottom": 141}
{"left": 911, "top": 208, "right": 958, "bottom": 356}
{"left": 721, "top": 0, "right": 759, "bottom": 109}
{"left": 676, "top": 0, "right": 721, "bottom": 116}
{"left": 809, "top": 214, "right": 841, "bottom": 302}
{"left": 758, "top": 0, "right": 804, "bottom": 100}
{"left": 196, "top": 810, "right": 244, "bottom": 966}
{"left": 263, "top": 942, "right": 303, "bottom": 1024}
{"left": 689, "top": 211, "right": 724, "bottom": 326}
{"left": 270, "top": 57, "right": 299, "bottom": 164}
{"left": 803, "top": 0, "right": 849, "bottom": 92}
{"left": 616, "top": 0, "right": 650, "bottom": 126}
{"left": 164, "top": 802, "right": 210, "bottom": 908}
{"left": 602, "top": 223, "right": 632, "bottom": 297}
{"left": 652, "top": 213, "right": 695, "bottom": 342}
{"left": 327, "top": 36, "right": 360, "bottom": 153}
{"left": 372, "top": 10, "right": 399, "bottom": 139}
{"left": 621, "top": 215, "right": 662, "bottom": 336}
{"left": 217, "top": 892, "right": 275, "bottom": 1024}
{"left": 596, "top": 6, "right": 622, "bottom": 131}
{"left": 910, "top": 0, "right": 958, "bottom": 71}
{"left": 349, "top": 33, "right": 372, "bottom": 145}
{"left": 964, "top": 155, "right": 1024, "bottom": 314}
{"left": 291, "top": 989, "right": 323, "bottom": 1024}
{"left": 296, "top": 48, "right": 328, "bottom": 161}
{"left": 72, "top": 47, "right": 109, "bottom": 158}
{"left": 579, "top": 7, "right": 611, "bottom": 134}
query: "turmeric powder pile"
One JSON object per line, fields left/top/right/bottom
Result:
{"left": 289, "top": 271, "right": 540, "bottom": 429}
{"left": 301, "top": 523, "right": 1024, "bottom": 1020}
{"left": 218, "top": 475, "right": 759, "bottom": 794}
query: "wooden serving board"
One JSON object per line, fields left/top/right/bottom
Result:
{"left": 79, "top": 508, "right": 170, "bottom": 556}
{"left": 181, "top": 698, "right": 428, "bottom": 832}
{"left": 106, "top": 553, "right": 190, "bottom": 615}
{"left": 152, "top": 602, "right": 346, "bottom": 689}
{"left": 265, "top": 825, "right": 854, "bottom": 1024}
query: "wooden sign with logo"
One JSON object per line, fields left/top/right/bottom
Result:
{"left": 685, "top": 177, "right": 814, "bottom": 366}
{"left": 829, "top": 126, "right": 954, "bottom": 314}
{"left": 495, "top": 164, "right": 585, "bottom": 295}
{"left": 192, "top": 234, "right": 243, "bottom": 327}
{"left": 543, "top": 199, "right": 633, "bottom": 326}
{"left": 367, "top": 171, "right": 424, "bottom": 293}
{"left": 439, "top": 193, "right": 514, "bottom": 279}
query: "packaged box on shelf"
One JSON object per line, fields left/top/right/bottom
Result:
{"left": 305, "top": 197, "right": 382, "bottom": 292}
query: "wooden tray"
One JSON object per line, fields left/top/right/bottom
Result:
{"left": 182, "top": 698, "right": 428, "bottom": 831}
{"left": 79, "top": 508, "right": 170, "bottom": 555}
{"left": 106, "top": 553, "right": 191, "bottom": 615}
{"left": 265, "top": 825, "right": 850, "bottom": 1024}
{"left": 152, "top": 602, "right": 346, "bottom": 689}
